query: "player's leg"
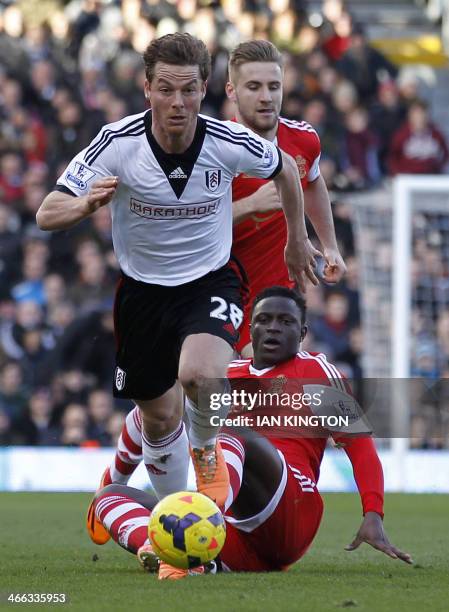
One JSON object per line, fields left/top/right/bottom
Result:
{"left": 218, "top": 430, "right": 323, "bottom": 571}
{"left": 106, "top": 405, "right": 142, "bottom": 484}
{"left": 220, "top": 429, "right": 284, "bottom": 517}
{"left": 177, "top": 263, "right": 245, "bottom": 509}
{"left": 250, "top": 460, "right": 324, "bottom": 570}
{"left": 87, "top": 277, "right": 189, "bottom": 544}
{"left": 179, "top": 333, "right": 234, "bottom": 509}
{"left": 137, "top": 382, "right": 190, "bottom": 499}
{"left": 217, "top": 429, "right": 288, "bottom": 572}
{"left": 113, "top": 276, "right": 191, "bottom": 500}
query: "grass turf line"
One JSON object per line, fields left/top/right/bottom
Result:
{"left": 0, "top": 493, "right": 447, "bottom": 611}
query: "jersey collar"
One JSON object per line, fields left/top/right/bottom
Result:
{"left": 249, "top": 363, "right": 275, "bottom": 376}
{"left": 144, "top": 110, "right": 207, "bottom": 199}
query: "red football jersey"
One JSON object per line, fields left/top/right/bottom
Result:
{"left": 227, "top": 351, "right": 384, "bottom": 516}
{"left": 231, "top": 118, "right": 321, "bottom": 351}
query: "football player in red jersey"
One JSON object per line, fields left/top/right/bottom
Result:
{"left": 91, "top": 286, "right": 412, "bottom": 579}
{"left": 227, "top": 40, "right": 347, "bottom": 356}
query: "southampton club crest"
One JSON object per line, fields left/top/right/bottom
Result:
{"left": 205, "top": 169, "right": 222, "bottom": 192}
{"left": 295, "top": 155, "right": 307, "bottom": 179}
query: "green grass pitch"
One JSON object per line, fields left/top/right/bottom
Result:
{"left": 0, "top": 493, "right": 447, "bottom": 611}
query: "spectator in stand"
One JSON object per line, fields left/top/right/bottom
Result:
{"left": 340, "top": 105, "right": 381, "bottom": 189}
{"left": 0, "top": 204, "right": 22, "bottom": 296}
{"left": 387, "top": 100, "right": 449, "bottom": 176}
{"left": 0, "top": 361, "right": 28, "bottom": 421}
{"left": 87, "top": 389, "right": 114, "bottom": 446}
{"left": 370, "top": 80, "right": 407, "bottom": 174}
{"left": 59, "top": 402, "right": 89, "bottom": 447}
{"left": 0, "top": 151, "right": 24, "bottom": 205}
{"left": 12, "top": 387, "right": 59, "bottom": 445}
{"left": 321, "top": 3, "right": 353, "bottom": 62}
{"left": 0, "top": 407, "right": 12, "bottom": 444}
{"left": 310, "top": 291, "right": 352, "bottom": 361}
{"left": 337, "top": 22, "right": 398, "bottom": 102}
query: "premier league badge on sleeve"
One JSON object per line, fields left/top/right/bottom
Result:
{"left": 262, "top": 145, "right": 274, "bottom": 167}
{"left": 66, "top": 162, "right": 96, "bottom": 190}
{"left": 205, "top": 169, "right": 222, "bottom": 192}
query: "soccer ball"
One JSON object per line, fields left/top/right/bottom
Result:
{"left": 148, "top": 491, "right": 226, "bottom": 569}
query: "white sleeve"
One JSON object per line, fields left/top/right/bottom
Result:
{"left": 308, "top": 154, "right": 321, "bottom": 182}
{"left": 217, "top": 121, "right": 282, "bottom": 179}
{"left": 55, "top": 128, "right": 117, "bottom": 196}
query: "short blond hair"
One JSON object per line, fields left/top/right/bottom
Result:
{"left": 228, "top": 40, "right": 283, "bottom": 82}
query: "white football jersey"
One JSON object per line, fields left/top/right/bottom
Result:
{"left": 56, "top": 111, "right": 282, "bottom": 285}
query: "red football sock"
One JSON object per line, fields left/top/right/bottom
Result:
{"left": 94, "top": 492, "right": 150, "bottom": 554}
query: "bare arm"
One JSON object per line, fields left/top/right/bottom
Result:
{"left": 304, "top": 175, "right": 346, "bottom": 283}
{"left": 36, "top": 176, "right": 118, "bottom": 231}
{"left": 272, "top": 151, "right": 322, "bottom": 292}
{"left": 232, "top": 182, "right": 281, "bottom": 225}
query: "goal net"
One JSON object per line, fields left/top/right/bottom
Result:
{"left": 348, "top": 175, "right": 449, "bottom": 464}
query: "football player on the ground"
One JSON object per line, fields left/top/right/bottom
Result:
{"left": 227, "top": 40, "right": 347, "bottom": 356}
{"left": 36, "top": 33, "right": 322, "bottom": 543}
{"left": 92, "top": 286, "right": 412, "bottom": 579}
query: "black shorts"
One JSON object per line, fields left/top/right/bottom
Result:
{"left": 113, "top": 262, "right": 244, "bottom": 400}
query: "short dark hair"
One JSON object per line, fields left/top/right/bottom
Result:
{"left": 228, "top": 40, "right": 283, "bottom": 81}
{"left": 251, "top": 286, "right": 307, "bottom": 327}
{"left": 143, "top": 33, "right": 211, "bottom": 83}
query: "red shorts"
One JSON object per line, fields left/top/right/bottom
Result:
{"left": 220, "top": 461, "right": 323, "bottom": 571}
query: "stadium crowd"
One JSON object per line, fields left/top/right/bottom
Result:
{"left": 0, "top": 0, "right": 448, "bottom": 447}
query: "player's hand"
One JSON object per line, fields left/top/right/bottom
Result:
{"left": 84, "top": 176, "right": 119, "bottom": 214}
{"left": 284, "top": 237, "right": 322, "bottom": 293}
{"left": 345, "top": 512, "right": 413, "bottom": 564}
{"left": 251, "top": 182, "right": 282, "bottom": 214}
{"left": 322, "top": 247, "right": 347, "bottom": 284}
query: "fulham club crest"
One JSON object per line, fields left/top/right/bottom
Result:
{"left": 115, "top": 367, "right": 126, "bottom": 391}
{"left": 205, "top": 169, "right": 222, "bottom": 192}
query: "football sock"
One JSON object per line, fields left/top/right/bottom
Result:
{"left": 141, "top": 421, "right": 190, "bottom": 499}
{"left": 94, "top": 492, "right": 150, "bottom": 554}
{"left": 109, "top": 405, "right": 143, "bottom": 484}
{"left": 218, "top": 433, "right": 245, "bottom": 512}
{"left": 186, "top": 380, "right": 232, "bottom": 449}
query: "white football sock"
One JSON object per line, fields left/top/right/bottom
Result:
{"left": 141, "top": 422, "right": 189, "bottom": 499}
{"left": 186, "top": 381, "right": 231, "bottom": 449}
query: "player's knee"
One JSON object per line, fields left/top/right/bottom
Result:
{"left": 179, "top": 367, "right": 224, "bottom": 397}
{"left": 93, "top": 484, "right": 127, "bottom": 502}
{"left": 139, "top": 404, "right": 181, "bottom": 438}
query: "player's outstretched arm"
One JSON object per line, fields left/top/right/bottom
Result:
{"left": 272, "top": 151, "right": 322, "bottom": 292}
{"left": 345, "top": 511, "right": 413, "bottom": 564}
{"left": 36, "top": 176, "right": 118, "bottom": 231}
{"left": 232, "top": 182, "right": 282, "bottom": 225}
{"left": 303, "top": 175, "right": 346, "bottom": 284}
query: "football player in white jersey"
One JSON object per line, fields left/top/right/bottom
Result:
{"left": 36, "top": 33, "right": 321, "bottom": 543}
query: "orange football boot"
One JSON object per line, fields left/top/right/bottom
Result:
{"left": 86, "top": 467, "right": 112, "bottom": 545}
{"left": 158, "top": 562, "right": 205, "bottom": 580}
{"left": 190, "top": 441, "right": 229, "bottom": 510}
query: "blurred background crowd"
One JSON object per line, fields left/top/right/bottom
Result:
{"left": 0, "top": 0, "right": 448, "bottom": 448}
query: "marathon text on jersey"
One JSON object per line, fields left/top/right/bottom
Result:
{"left": 130, "top": 197, "right": 221, "bottom": 220}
